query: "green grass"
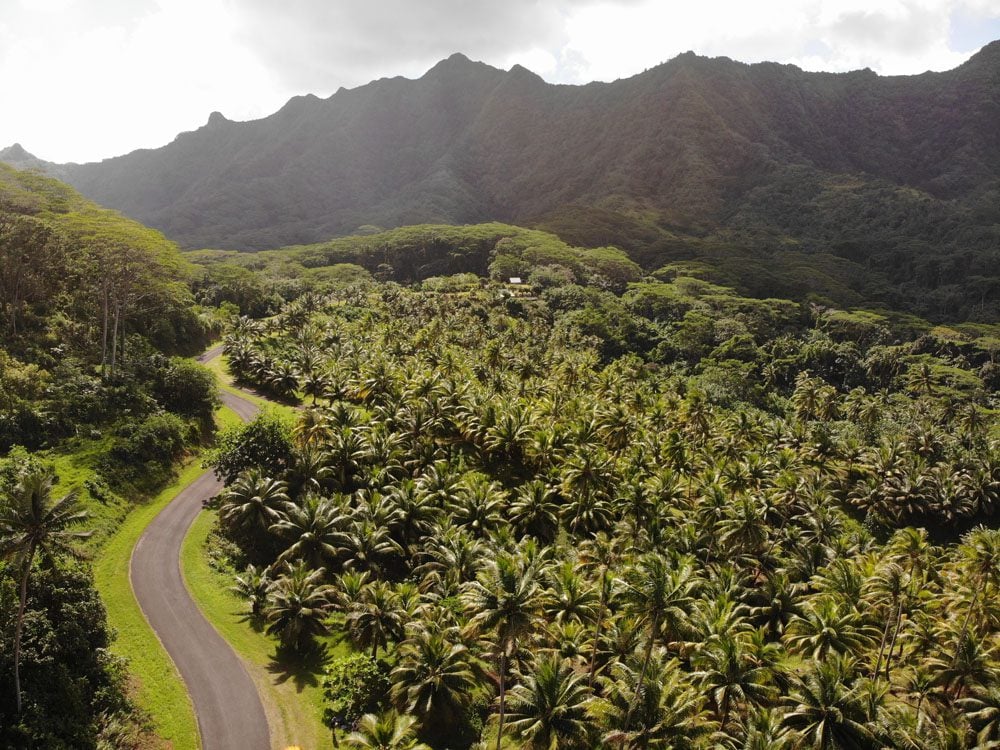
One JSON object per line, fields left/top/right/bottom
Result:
{"left": 215, "top": 403, "right": 244, "bottom": 433}
{"left": 42, "top": 432, "right": 125, "bottom": 550}
{"left": 92, "top": 456, "right": 206, "bottom": 750}
{"left": 181, "top": 509, "right": 335, "bottom": 748}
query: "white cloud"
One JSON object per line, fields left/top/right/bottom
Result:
{"left": 556, "top": 0, "right": 990, "bottom": 81}
{"left": 0, "top": 0, "right": 293, "bottom": 162}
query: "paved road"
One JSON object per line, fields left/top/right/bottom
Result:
{"left": 130, "top": 347, "right": 270, "bottom": 750}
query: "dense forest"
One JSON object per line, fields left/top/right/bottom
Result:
{"left": 0, "top": 165, "right": 219, "bottom": 747}
{"left": 199, "top": 243, "right": 999, "bottom": 748}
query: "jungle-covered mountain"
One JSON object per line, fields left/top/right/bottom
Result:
{"left": 3, "top": 44, "right": 1000, "bottom": 320}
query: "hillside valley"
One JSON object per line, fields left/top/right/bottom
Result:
{"left": 3, "top": 44, "right": 1000, "bottom": 321}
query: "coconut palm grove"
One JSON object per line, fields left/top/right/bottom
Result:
{"left": 3, "top": 45, "right": 1000, "bottom": 750}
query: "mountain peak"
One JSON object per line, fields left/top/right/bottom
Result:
{"left": 508, "top": 63, "right": 544, "bottom": 83}
{"left": 206, "top": 111, "right": 229, "bottom": 126}
{"left": 0, "top": 143, "right": 34, "bottom": 161}
{"left": 21, "top": 45, "right": 999, "bottom": 263}
{"left": 422, "top": 52, "right": 498, "bottom": 82}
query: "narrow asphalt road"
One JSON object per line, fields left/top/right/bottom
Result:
{"left": 130, "top": 346, "right": 270, "bottom": 750}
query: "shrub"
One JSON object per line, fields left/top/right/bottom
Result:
{"left": 154, "top": 358, "right": 219, "bottom": 420}
{"left": 322, "top": 654, "right": 390, "bottom": 730}
{"left": 103, "top": 412, "right": 191, "bottom": 488}
{"left": 206, "top": 411, "right": 294, "bottom": 484}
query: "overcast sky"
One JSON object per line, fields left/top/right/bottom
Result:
{"left": 2, "top": 0, "right": 999, "bottom": 163}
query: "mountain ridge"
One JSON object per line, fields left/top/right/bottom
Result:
{"left": 2, "top": 45, "right": 999, "bottom": 319}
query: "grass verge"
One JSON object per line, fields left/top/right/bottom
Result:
{"left": 202, "top": 353, "right": 298, "bottom": 420}
{"left": 92, "top": 457, "right": 206, "bottom": 750}
{"left": 180, "top": 509, "right": 334, "bottom": 748}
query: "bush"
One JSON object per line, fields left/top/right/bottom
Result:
{"left": 322, "top": 654, "right": 390, "bottom": 730}
{"left": 206, "top": 411, "right": 294, "bottom": 484}
{"left": 103, "top": 412, "right": 191, "bottom": 488}
{"left": 0, "top": 562, "right": 139, "bottom": 748}
{"left": 154, "top": 358, "right": 219, "bottom": 420}
{"left": 113, "top": 413, "right": 189, "bottom": 465}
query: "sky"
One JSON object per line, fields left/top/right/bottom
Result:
{"left": 2, "top": 0, "right": 999, "bottom": 163}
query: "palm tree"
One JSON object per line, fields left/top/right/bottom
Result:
{"left": 344, "top": 711, "right": 430, "bottom": 750}
{"left": 232, "top": 563, "right": 271, "bottom": 622}
{"left": 690, "top": 634, "right": 776, "bottom": 732}
{"left": 265, "top": 560, "right": 335, "bottom": 651}
{"left": 390, "top": 624, "right": 480, "bottom": 729}
{"left": 0, "top": 468, "right": 91, "bottom": 714}
{"left": 952, "top": 527, "right": 1000, "bottom": 665}
{"left": 593, "top": 655, "right": 711, "bottom": 749}
{"left": 747, "top": 571, "right": 802, "bottom": 638}
{"left": 717, "top": 496, "right": 768, "bottom": 562}
{"left": 293, "top": 408, "right": 333, "bottom": 449}
{"left": 908, "top": 362, "right": 937, "bottom": 396}
{"left": 447, "top": 473, "right": 505, "bottom": 538}
{"left": 957, "top": 682, "right": 1000, "bottom": 748}
{"left": 739, "top": 708, "right": 793, "bottom": 750}
{"left": 384, "top": 480, "right": 439, "bottom": 556}
{"left": 865, "top": 562, "right": 907, "bottom": 679}
{"left": 544, "top": 560, "right": 599, "bottom": 626}
{"left": 784, "top": 597, "right": 878, "bottom": 661}
{"left": 286, "top": 444, "right": 335, "bottom": 495}
{"left": 618, "top": 552, "right": 698, "bottom": 730}
{"left": 929, "top": 634, "right": 998, "bottom": 700}
{"left": 462, "top": 551, "right": 543, "bottom": 750}
{"left": 340, "top": 518, "right": 405, "bottom": 575}
{"left": 791, "top": 372, "right": 823, "bottom": 422}
{"left": 781, "top": 656, "right": 879, "bottom": 750}
{"left": 506, "top": 654, "right": 593, "bottom": 749}
{"left": 484, "top": 407, "right": 534, "bottom": 472}
{"left": 547, "top": 619, "right": 594, "bottom": 665}
{"left": 301, "top": 370, "right": 332, "bottom": 404}
{"left": 347, "top": 580, "right": 405, "bottom": 658}
{"left": 576, "top": 533, "right": 621, "bottom": 689}
{"left": 414, "top": 525, "right": 486, "bottom": 595}
{"left": 269, "top": 494, "right": 347, "bottom": 570}
{"left": 510, "top": 480, "right": 560, "bottom": 542}
{"left": 219, "top": 469, "right": 289, "bottom": 537}
{"left": 267, "top": 359, "right": 301, "bottom": 400}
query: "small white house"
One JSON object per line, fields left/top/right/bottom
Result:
{"left": 509, "top": 277, "right": 522, "bottom": 284}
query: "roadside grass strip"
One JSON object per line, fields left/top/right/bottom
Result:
{"left": 181, "top": 509, "right": 332, "bottom": 749}
{"left": 92, "top": 456, "right": 206, "bottom": 750}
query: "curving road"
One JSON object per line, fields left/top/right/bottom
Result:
{"left": 130, "top": 346, "right": 270, "bottom": 750}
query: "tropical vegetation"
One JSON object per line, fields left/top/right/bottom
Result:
{"left": 205, "top": 264, "right": 1000, "bottom": 749}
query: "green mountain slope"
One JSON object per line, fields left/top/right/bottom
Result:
{"left": 4, "top": 45, "right": 999, "bottom": 320}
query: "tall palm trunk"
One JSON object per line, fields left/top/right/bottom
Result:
{"left": 12, "top": 540, "right": 37, "bottom": 715}
{"left": 883, "top": 596, "right": 905, "bottom": 680}
{"left": 495, "top": 650, "right": 507, "bottom": 750}
{"left": 952, "top": 580, "right": 982, "bottom": 667}
{"left": 624, "top": 614, "right": 659, "bottom": 732}
{"left": 110, "top": 301, "right": 120, "bottom": 377}
{"left": 873, "top": 616, "right": 892, "bottom": 678}
{"left": 100, "top": 286, "right": 109, "bottom": 378}
{"left": 588, "top": 568, "right": 609, "bottom": 688}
